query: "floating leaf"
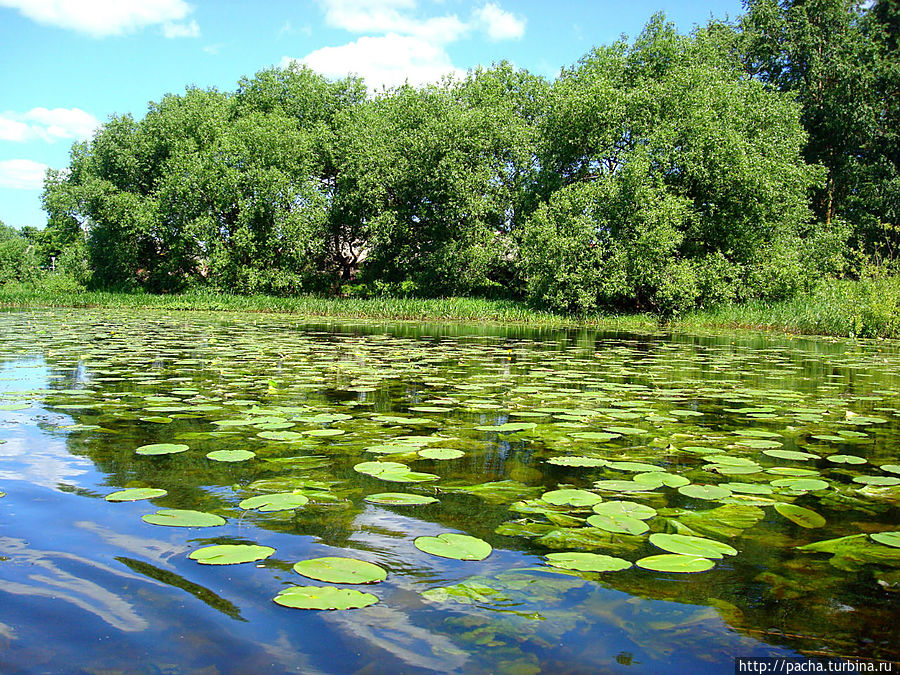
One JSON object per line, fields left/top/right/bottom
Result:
{"left": 353, "top": 461, "right": 439, "bottom": 483}
{"left": 881, "top": 464, "right": 900, "bottom": 475}
{"left": 206, "top": 449, "right": 255, "bottom": 462}
{"left": 364, "top": 492, "right": 438, "bottom": 506}
{"left": 592, "top": 500, "right": 656, "bottom": 520}
{"left": 274, "top": 586, "right": 378, "bottom": 610}
{"left": 586, "top": 513, "right": 649, "bottom": 535}
{"left": 853, "top": 475, "right": 900, "bottom": 486}
{"left": 633, "top": 472, "right": 690, "bottom": 488}
{"left": 540, "top": 489, "right": 603, "bottom": 508}
{"left": 770, "top": 478, "right": 829, "bottom": 491}
{"left": 636, "top": 554, "right": 715, "bottom": 573}
{"left": 105, "top": 487, "right": 167, "bottom": 502}
{"left": 545, "top": 552, "right": 631, "bottom": 572}
{"left": 135, "top": 443, "right": 188, "bottom": 456}
{"left": 239, "top": 492, "right": 309, "bottom": 512}
{"left": 827, "top": 454, "right": 866, "bottom": 464}
{"left": 649, "top": 533, "right": 737, "bottom": 559}
{"left": 774, "top": 503, "right": 826, "bottom": 528}
{"left": 547, "top": 456, "right": 607, "bottom": 467}
{"left": 414, "top": 533, "right": 492, "bottom": 560}
{"left": 293, "top": 557, "right": 387, "bottom": 584}
{"left": 720, "top": 482, "right": 773, "bottom": 495}
{"left": 762, "top": 449, "right": 818, "bottom": 461}
{"left": 799, "top": 534, "right": 900, "bottom": 571}
{"left": 678, "top": 484, "right": 732, "bottom": 500}
{"left": 189, "top": 544, "right": 275, "bottom": 565}
{"left": 593, "top": 479, "right": 656, "bottom": 492}
{"left": 257, "top": 431, "right": 305, "bottom": 442}
{"left": 870, "top": 532, "right": 900, "bottom": 548}
{"left": 417, "top": 448, "right": 464, "bottom": 460}
{"left": 142, "top": 509, "right": 225, "bottom": 527}
{"left": 569, "top": 432, "right": 620, "bottom": 442}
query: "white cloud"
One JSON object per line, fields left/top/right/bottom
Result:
{"left": 284, "top": 34, "right": 464, "bottom": 92}
{"left": 474, "top": 3, "right": 525, "bottom": 41}
{"left": 317, "top": 0, "right": 466, "bottom": 43}
{"left": 162, "top": 19, "right": 199, "bottom": 38}
{"left": 0, "top": 159, "right": 50, "bottom": 190}
{"left": 0, "top": 108, "right": 100, "bottom": 143}
{"left": 0, "top": 0, "right": 196, "bottom": 38}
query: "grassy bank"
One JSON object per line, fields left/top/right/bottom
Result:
{"left": 2, "top": 276, "right": 898, "bottom": 339}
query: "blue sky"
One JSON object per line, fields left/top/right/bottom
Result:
{"left": 0, "top": 0, "right": 744, "bottom": 230}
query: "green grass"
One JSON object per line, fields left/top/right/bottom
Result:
{"left": 2, "top": 276, "right": 899, "bottom": 339}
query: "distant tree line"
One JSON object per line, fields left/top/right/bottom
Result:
{"left": 25, "top": 1, "right": 899, "bottom": 315}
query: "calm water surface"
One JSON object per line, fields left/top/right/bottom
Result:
{"left": 0, "top": 309, "right": 898, "bottom": 674}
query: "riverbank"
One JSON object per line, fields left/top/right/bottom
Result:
{"left": 1, "top": 276, "right": 898, "bottom": 338}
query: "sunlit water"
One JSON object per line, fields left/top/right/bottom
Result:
{"left": 0, "top": 309, "right": 898, "bottom": 673}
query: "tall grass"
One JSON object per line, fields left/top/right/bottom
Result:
{"left": 3, "top": 276, "right": 898, "bottom": 338}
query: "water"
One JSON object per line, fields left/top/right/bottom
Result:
{"left": 0, "top": 308, "right": 897, "bottom": 673}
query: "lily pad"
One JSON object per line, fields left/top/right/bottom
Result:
{"left": 540, "top": 489, "right": 603, "bottom": 508}
{"left": 774, "top": 503, "right": 826, "bottom": 528}
{"left": 239, "top": 492, "right": 309, "bottom": 512}
{"left": 592, "top": 500, "right": 657, "bottom": 520}
{"left": 678, "top": 484, "right": 732, "bottom": 500}
{"left": 770, "top": 478, "right": 829, "bottom": 491}
{"left": 293, "top": 557, "right": 387, "bottom": 584}
{"left": 105, "top": 487, "right": 167, "bottom": 502}
{"left": 545, "top": 552, "right": 631, "bottom": 572}
{"left": 648, "top": 533, "right": 737, "bottom": 559}
{"left": 547, "top": 456, "right": 608, "bottom": 467}
{"left": 827, "top": 454, "right": 866, "bottom": 464}
{"left": 636, "top": 554, "right": 715, "bottom": 573}
{"left": 206, "top": 449, "right": 255, "bottom": 462}
{"left": 135, "top": 443, "right": 189, "bottom": 456}
{"left": 870, "top": 532, "right": 900, "bottom": 548}
{"left": 189, "top": 544, "right": 275, "bottom": 565}
{"left": 852, "top": 475, "right": 900, "bottom": 486}
{"left": 762, "top": 449, "right": 818, "bottom": 461}
{"left": 414, "top": 533, "right": 492, "bottom": 560}
{"left": 364, "top": 492, "right": 438, "bottom": 506}
{"left": 417, "top": 448, "right": 464, "bottom": 460}
{"left": 353, "top": 461, "right": 439, "bottom": 483}
{"left": 273, "top": 586, "right": 378, "bottom": 610}
{"left": 586, "top": 513, "right": 649, "bottom": 535}
{"left": 142, "top": 509, "right": 225, "bottom": 527}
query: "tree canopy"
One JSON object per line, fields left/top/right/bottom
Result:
{"left": 39, "top": 8, "right": 899, "bottom": 314}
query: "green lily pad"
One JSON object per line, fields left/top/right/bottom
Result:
{"left": 827, "top": 454, "right": 866, "bottom": 464}
{"left": 586, "top": 513, "right": 649, "bottom": 535}
{"left": 770, "top": 478, "right": 829, "bottom": 491}
{"left": 273, "top": 586, "right": 378, "bottom": 610}
{"left": 417, "top": 448, "right": 464, "bottom": 460}
{"left": 774, "top": 503, "right": 826, "bottom": 528}
{"left": 540, "top": 489, "right": 603, "bottom": 507}
{"left": 870, "top": 532, "right": 900, "bottom": 548}
{"left": 720, "top": 482, "right": 773, "bottom": 495}
{"left": 135, "top": 443, "right": 189, "bottom": 456}
{"left": 569, "top": 432, "right": 620, "bottom": 441}
{"left": 545, "top": 552, "right": 631, "bottom": 572}
{"left": 633, "top": 471, "right": 691, "bottom": 488}
{"left": 606, "top": 461, "right": 663, "bottom": 473}
{"left": 592, "top": 500, "right": 657, "bottom": 520}
{"left": 593, "top": 479, "right": 656, "bottom": 492}
{"left": 798, "top": 534, "right": 900, "bottom": 571}
{"left": 353, "top": 461, "right": 439, "bottom": 483}
{"left": 293, "top": 557, "right": 387, "bottom": 584}
{"left": 105, "top": 487, "right": 167, "bottom": 502}
{"left": 303, "top": 428, "right": 346, "bottom": 437}
{"left": 206, "top": 449, "right": 256, "bottom": 462}
{"left": 678, "top": 484, "right": 732, "bottom": 500}
{"left": 762, "top": 449, "right": 818, "bottom": 461}
{"left": 547, "top": 456, "right": 608, "bottom": 467}
{"left": 604, "top": 426, "right": 649, "bottom": 435}
{"left": 414, "top": 533, "right": 492, "bottom": 560}
{"left": 142, "top": 509, "right": 225, "bottom": 527}
{"left": 239, "top": 492, "right": 309, "bottom": 512}
{"left": 364, "top": 492, "right": 438, "bottom": 506}
{"left": 475, "top": 422, "right": 535, "bottom": 433}
{"left": 853, "top": 475, "right": 900, "bottom": 486}
{"left": 879, "top": 464, "right": 900, "bottom": 474}
{"left": 257, "top": 430, "right": 305, "bottom": 442}
{"left": 648, "top": 533, "right": 737, "bottom": 559}
{"left": 189, "top": 544, "right": 275, "bottom": 565}
{"left": 636, "top": 554, "right": 715, "bottom": 573}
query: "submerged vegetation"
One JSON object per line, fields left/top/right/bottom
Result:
{"left": 2, "top": 0, "right": 897, "bottom": 327}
